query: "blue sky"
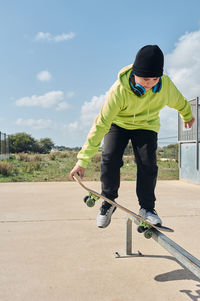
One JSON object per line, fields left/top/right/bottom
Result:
{"left": 1, "top": 0, "right": 200, "bottom": 147}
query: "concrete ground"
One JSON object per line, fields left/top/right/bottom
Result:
{"left": 0, "top": 180, "right": 200, "bottom": 301}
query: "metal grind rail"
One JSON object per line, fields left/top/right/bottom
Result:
{"left": 115, "top": 214, "right": 200, "bottom": 280}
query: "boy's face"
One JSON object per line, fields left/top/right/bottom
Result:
{"left": 134, "top": 75, "right": 160, "bottom": 91}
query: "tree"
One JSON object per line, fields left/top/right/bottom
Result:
{"left": 124, "top": 141, "right": 134, "bottom": 155}
{"left": 9, "top": 133, "right": 38, "bottom": 153}
{"left": 9, "top": 133, "right": 54, "bottom": 154}
{"left": 39, "top": 138, "right": 54, "bottom": 153}
{"left": 162, "top": 144, "right": 178, "bottom": 160}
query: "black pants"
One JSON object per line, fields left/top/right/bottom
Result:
{"left": 100, "top": 124, "right": 158, "bottom": 210}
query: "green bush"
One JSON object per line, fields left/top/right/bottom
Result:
{"left": 92, "top": 153, "right": 102, "bottom": 163}
{"left": 32, "top": 154, "right": 43, "bottom": 161}
{"left": 49, "top": 152, "right": 56, "bottom": 160}
{"left": 0, "top": 162, "right": 13, "bottom": 176}
{"left": 18, "top": 153, "right": 32, "bottom": 162}
{"left": 56, "top": 152, "right": 70, "bottom": 159}
{"left": 18, "top": 152, "right": 43, "bottom": 162}
{"left": 23, "top": 162, "right": 42, "bottom": 173}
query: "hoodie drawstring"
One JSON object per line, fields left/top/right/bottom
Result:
{"left": 133, "top": 95, "right": 151, "bottom": 124}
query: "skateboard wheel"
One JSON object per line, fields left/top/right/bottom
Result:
{"left": 137, "top": 225, "right": 145, "bottom": 233}
{"left": 84, "top": 195, "right": 89, "bottom": 203}
{"left": 83, "top": 196, "right": 95, "bottom": 207}
{"left": 144, "top": 229, "right": 153, "bottom": 239}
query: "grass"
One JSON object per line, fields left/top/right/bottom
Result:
{"left": 0, "top": 152, "right": 179, "bottom": 182}
{"left": 121, "top": 156, "right": 178, "bottom": 181}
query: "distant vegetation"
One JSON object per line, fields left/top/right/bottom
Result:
{"left": 0, "top": 133, "right": 178, "bottom": 182}
{"left": 8, "top": 132, "right": 82, "bottom": 153}
{"left": 0, "top": 150, "right": 178, "bottom": 182}
{"left": 9, "top": 133, "right": 55, "bottom": 154}
{"left": 124, "top": 141, "right": 178, "bottom": 161}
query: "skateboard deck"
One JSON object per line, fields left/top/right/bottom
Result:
{"left": 73, "top": 176, "right": 174, "bottom": 237}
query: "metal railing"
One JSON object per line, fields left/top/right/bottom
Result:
{"left": 178, "top": 97, "right": 200, "bottom": 170}
{"left": 115, "top": 214, "right": 200, "bottom": 280}
{"left": 178, "top": 97, "right": 199, "bottom": 143}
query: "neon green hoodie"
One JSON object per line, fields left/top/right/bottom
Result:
{"left": 77, "top": 65, "right": 193, "bottom": 168}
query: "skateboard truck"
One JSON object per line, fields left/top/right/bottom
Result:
{"left": 137, "top": 222, "right": 153, "bottom": 239}
{"left": 84, "top": 193, "right": 100, "bottom": 207}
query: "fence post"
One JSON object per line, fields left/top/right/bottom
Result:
{"left": 0, "top": 131, "right": 1, "bottom": 156}
{"left": 4, "top": 133, "right": 6, "bottom": 155}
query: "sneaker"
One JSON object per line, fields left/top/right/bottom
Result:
{"left": 96, "top": 201, "right": 116, "bottom": 228}
{"left": 139, "top": 208, "right": 162, "bottom": 225}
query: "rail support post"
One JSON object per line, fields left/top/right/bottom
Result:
{"left": 115, "top": 214, "right": 200, "bottom": 280}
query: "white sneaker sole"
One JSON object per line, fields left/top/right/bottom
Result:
{"left": 96, "top": 206, "right": 116, "bottom": 228}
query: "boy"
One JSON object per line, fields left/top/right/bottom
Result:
{"left": 70, "top": 45, "right": 194, "bottom": 228}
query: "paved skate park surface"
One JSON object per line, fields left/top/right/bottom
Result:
{"left": 0, "top": 180, "right": 200, "bottom": 301}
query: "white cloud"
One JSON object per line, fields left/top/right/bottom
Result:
{"left": 56, "top": 101, "right": 70, "bottom": 111}
{"left": 159, "top": 107, "right": 178, "bottom": 144}
{"left": 37, "top": 70, "right": 52, "bottom": 82}
{"left": 165, "top": 29, "right": 200, "bottom": 99}
{"left": 35, "top": 31, "right": 75, "bottom": 42}
{"left": 80, "top": 93, "right": 107, "bottom": 128}
{"left": 15, "top": 91, "right": 64, "bottom": 108}
{"left": 159, "top": 29, "right": 200, "bottom": 143}
{"left": 66, "top": 91, "right": 75, "bottom": 98}
{"left": 54, "top": 32, "right": 75, "bottom": 42}
{"left": 64, "top": 92, "right": 107, "bottom": 134}
{"left": 67, "top": 122, "right": 78, "bottom": 131}
{"left": 15, "top": 118, "right": 54, "bottom": 130}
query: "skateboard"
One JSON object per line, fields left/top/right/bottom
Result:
{"left": 73, "top": 175, "right": 174, "bottom": 239}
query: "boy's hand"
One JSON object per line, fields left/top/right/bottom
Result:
{"left": 70, "top": 165, "right": 85, "bottom": 180}
{"left": 184, "top": 117, "right": 195, "bottom": 129}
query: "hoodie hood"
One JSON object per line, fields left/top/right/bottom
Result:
{"left": 118, "top": 65, "right": 133, "bottom": 92}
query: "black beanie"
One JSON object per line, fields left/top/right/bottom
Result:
{"left": 132, "top": 45, "right": 164, "bottom": 77}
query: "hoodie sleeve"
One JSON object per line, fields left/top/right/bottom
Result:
{"left": 166, "top": 77, "right": 193, "bottom": 122}
{"left": 77, "top": 89, "right": 123, "bottom": 168}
